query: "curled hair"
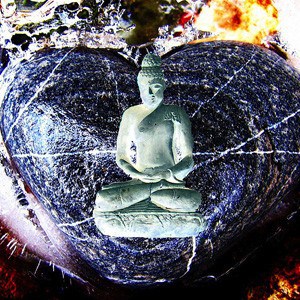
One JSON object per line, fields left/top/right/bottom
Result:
{"left": 141, "top": 54, "right": 162, "bottom": 68}
{"left": 138, "top": 67, "right": 164, "bottom": 79}
{"left": 137, "top": 53, "right": 165, "bottom": 86}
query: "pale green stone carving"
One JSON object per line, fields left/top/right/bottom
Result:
{"left": 93, "top": 54, "right": 206, "bottom": 238}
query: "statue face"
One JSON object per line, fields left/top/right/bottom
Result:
{"left": 138, "top": 78, "right": 165, "bottom": 109}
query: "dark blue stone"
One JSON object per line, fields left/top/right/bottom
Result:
{"left": 0, "top": 42, "right": 299, "bottom": 287}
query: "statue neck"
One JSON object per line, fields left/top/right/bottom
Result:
{"left": 143, "top": 101, "right": 163, "bottom": 112}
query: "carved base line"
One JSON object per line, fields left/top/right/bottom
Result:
{"left": 93, "top": 210, "right": 206, "bottom": 238}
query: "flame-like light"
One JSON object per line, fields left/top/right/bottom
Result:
{"left": 247, "top": 257, "right": 300, "bottom": 299}
{"left": 268, "top": 261, "right": 300, "bottom": 300}
{"left": 194, "top": 0, "right": 279, "bottom": 44}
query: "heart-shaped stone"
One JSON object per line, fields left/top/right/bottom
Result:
{"left": 0, "top": 41, "right": 299, "bottom": 286}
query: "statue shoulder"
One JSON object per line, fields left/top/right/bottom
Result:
{"left": 162, "top": 105, "right": 190, "bottom": 124}
{"left": 122, "top": 105, "right": 143, "bottom": 118}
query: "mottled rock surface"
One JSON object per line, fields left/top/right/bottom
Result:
{"left": 0, "top": 42, "right": 299, "bottom": 286}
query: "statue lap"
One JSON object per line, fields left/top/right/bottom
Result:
{"left": 93, "top": 180, "right": 205, "bottom": 238}
{"left": 95, "top": 179, "right": 201, "bottom": 213}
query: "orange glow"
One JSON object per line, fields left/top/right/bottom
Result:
{"left": 247, "top": 258, "right": 300, "bottom": 299}
{"left": 194, "top": 0, "right": 279, "bottom": 44}
{"left": 268, "top": 262, "right": 300, "bottom": 300}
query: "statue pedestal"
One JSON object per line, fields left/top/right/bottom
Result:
{"left": 93, "top": 200, "right": 206, "bottom": 238}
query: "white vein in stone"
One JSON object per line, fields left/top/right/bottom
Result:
{"left": 57, "top": 217, "right": 94, "bottom": 228}
{"left": 193, "top": 108, "right": 300, "bottom": 169}
{"left": 4, "top": 49, "right": 74, "bottom": 143}
{"left": 12, "top": 148, "right": 116, "bottom": 158}
{"left": 193, "top": 149, "right": 300, "bottom": 156}
{"left": 191, "top": 51, "right": 256, "bottom": 118}
{"left": 180, "top": 236, "right": 197, "bottom": 278}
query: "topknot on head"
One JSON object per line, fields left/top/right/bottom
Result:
{"left": 138, "top": 54, "right": 164, "bottom": 81}
{"left": 141, "top": 54, "right": 162, "bottom": 68}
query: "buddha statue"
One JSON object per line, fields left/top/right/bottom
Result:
{"left": 93, "top": 54, "right": 206, "bottom": 238}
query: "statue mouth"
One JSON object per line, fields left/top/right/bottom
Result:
{"left": 146, "top": 96, "right": 158, "bottom": 104}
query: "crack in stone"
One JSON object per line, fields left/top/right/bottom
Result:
{"left": 4, "top": 48, "right": 75, "bottom": 143}
{"left": 12, "top": 148, "right": 116, "bottom": 158}
{"left": 180, "top": 236, "right": 197, "bottom": 278}
{"left": 191, "top": 51, "right": 256, "bottom": 118}
{"left": 193, "top": 149, "right": 300, "bottom": 156}
{"left": 57, "top": 217, "right": 94, "bottom": 228}
{"left": 193, "top": 108, "right": 300, "bottom": 169}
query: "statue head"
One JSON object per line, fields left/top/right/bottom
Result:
{"left": 137, "top": 54, "right": 166, "bottom": 109}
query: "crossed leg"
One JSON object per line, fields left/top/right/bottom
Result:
{"left": 95, "top": 180, "right": 151, "bottom": 212}
{"left": 95, "top": 179, "right": 201, "bottom": 213}
{"left": 150, "top": 189, "right": 201, "bottom": 212}
{"left": 150, "top": 180, "right": 201, "bottom": 212}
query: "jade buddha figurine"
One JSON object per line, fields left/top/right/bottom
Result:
{"left": 93, "top": 54, "right": 206, "bottom": 238}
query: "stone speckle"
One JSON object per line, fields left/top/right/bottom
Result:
{"left": 0, "top": 42, "right": 299, "bottom": 286}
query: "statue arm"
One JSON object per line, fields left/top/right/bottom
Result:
{"left": 150, "top": 108, "right": 194, "bottom": 183}
{"left": 169, "top": 109, "right": 194, "bottom": 181}
{"left": 117, "top": 159, "right": 143, "bottom": 178}
{"left": 116, "top": 110, "right": 137, "bottom": 176}
{"left": 169, "top": 155, "right": 194, "bottom": 181}
{"left": 116, "top": 109, "right": 152, "bottom": 181}
{"left": 119, "top": 158, "right": 162, "bottom": 182}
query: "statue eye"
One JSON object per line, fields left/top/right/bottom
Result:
{"left": 150, "top": 84, "right": 162, "bottom": 94}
